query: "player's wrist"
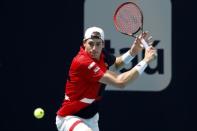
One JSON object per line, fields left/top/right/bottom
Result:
{"left": 121, "top": 51, "right": 135, "bottom": 64}
{"left": 142, "top": 58, "right": 150, "bottom": 64}
{"left": 134, "top": 60, "right": 148, "bottom": 75}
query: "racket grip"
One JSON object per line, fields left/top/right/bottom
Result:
{"left": 141, "top": 38, "right": 158, "bottom": 58}
{"left": 141, "top": 38, "right": 149, "bottom": 49}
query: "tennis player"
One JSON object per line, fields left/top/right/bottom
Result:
{"left": 56, "top": 26, "right": 156, "bottom": 131}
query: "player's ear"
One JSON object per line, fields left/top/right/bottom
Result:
{"left": 83, "top": 39, "right": 87, "bottom": 46}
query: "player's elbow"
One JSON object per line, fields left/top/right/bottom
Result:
{"left": 115, "top": 80, "right": 126, "bottom": 88}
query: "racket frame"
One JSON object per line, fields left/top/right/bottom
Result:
{"left": 113, "top": 2, "right": 149, "bottom": 48}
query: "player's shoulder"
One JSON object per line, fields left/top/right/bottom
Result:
{"left": 73, "top": 54, "right": 94, "bottom": 67}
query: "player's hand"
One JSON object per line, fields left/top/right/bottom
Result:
{"left": 129, "top": 31, "right": 153, "bottom": 56}
{"left": 139, "top": 31, "right": 154, "bottom": 47}
{"left": 143, "top": 46, "right": 157, "bottom": 64}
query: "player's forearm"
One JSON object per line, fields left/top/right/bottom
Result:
{"left": 99, "top": 67, "right": 139, "bottom": 89}
{"left": 99, "top": 60, "right": 147, "bottom": 88}
{"left": 116, "top": 67, "right": 139, "bottom": 88}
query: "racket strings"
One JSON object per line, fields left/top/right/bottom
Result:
{"left": 115, "top": 4, "right": 142, "bottom": 35}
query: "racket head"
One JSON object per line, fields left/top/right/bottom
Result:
{"left": 113, "top": 2, "right": 144, "bottom": 36}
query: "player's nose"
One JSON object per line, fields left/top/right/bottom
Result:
{"left": 92, "top": 45, "right": 97, "bottom": 50}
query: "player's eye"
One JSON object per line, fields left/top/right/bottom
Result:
{"left": 96, "top": 42, "right": 102, "bottom": 46}
{"left": 88, "top": 41, "right": 94, "bottom": 47}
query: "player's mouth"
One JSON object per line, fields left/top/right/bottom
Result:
{"left": 90, "top": 52, "right": 98, "bottom": 58}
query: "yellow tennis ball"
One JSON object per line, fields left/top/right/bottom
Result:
{"left": 34, "top": 108, "right": 44, "bottom": 119}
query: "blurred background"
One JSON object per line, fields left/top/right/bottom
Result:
{"left": 0, "top": 0, "right": 196, "bottom": 131}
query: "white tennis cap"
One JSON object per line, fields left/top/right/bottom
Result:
{"left": 84, "top": 27, "right": 104, "bottom": 41}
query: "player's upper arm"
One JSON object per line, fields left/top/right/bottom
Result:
{"left": 99, "top": 65, "right": 139, "bottom": 88}
{"left": 99, "top": 70, "right": 125, "bottom": 88}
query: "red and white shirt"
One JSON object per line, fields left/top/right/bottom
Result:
{"left": 57, "top": 47, "right": 115, "bottom": 118}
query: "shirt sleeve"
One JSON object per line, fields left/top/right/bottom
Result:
{"left": 102, "top": 49, "right": 116, "bottom": 67}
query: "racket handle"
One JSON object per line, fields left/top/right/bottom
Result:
{"left": 141, "top": 38, "right": 149, "bottom": 49}
{"left": 141, "top": 38, "right": 158, "bottom": 58}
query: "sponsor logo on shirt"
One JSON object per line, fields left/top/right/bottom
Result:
{"left": 93, "top": 66, "right": 100, "bottom": 73}
{"left": 88, "top": 62, "right": 96, "bottom": 69}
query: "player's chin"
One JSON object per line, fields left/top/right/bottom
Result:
{"left": 91, "top": 55, "right": 97, "bottom": 59}
{"left": 91, "top": 54, "right": 99, "bottom": 59}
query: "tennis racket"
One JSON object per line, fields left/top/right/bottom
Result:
{"left": 113, "top": 2, "right": 149, "bottom": 49}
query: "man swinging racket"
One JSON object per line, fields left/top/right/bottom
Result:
{"left": 56, "top": 26, "right": 157, "bottom": 131}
